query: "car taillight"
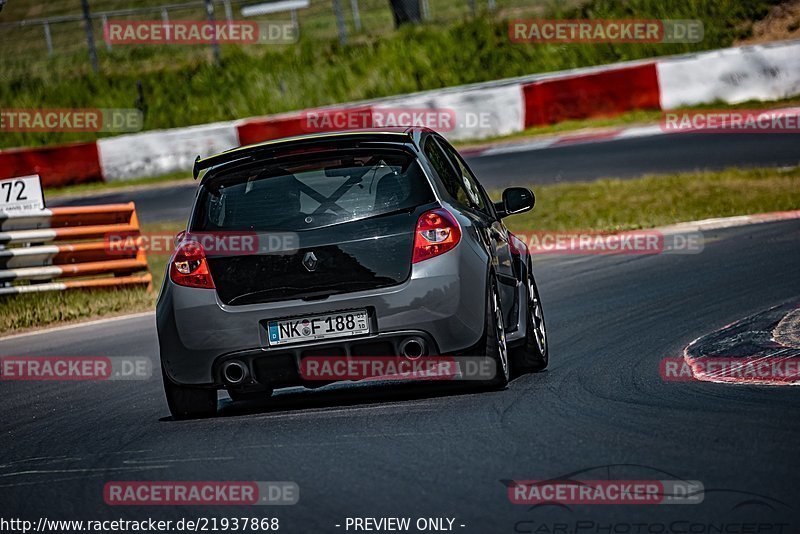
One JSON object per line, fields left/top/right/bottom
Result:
{"left": 169, "top": 240, "right": 215, "bottom": 289}
{"left": 412, "top": 208, "right": 462, "bottom": 264}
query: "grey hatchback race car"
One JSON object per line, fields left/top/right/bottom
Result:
{"left": 157, "top": 127, "right": 548, "bottom": 419}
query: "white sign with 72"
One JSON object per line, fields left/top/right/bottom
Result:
{"left": 0, "top": 175, "right": 45, "bottom": 213}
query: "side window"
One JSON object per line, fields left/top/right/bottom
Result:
{"left": 423, "top": 136, "right": 471, "bottom": 208}
{"left": 439, "top": 140, "right": 489, "bottom": 214}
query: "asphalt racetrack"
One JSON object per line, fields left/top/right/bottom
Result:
{"left": 2, "top": 219, "right": 799, "bottom": 531}
{"left": 51, "top": 132, "right": 800, "bottom": 223}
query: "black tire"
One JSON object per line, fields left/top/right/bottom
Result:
{"left": 482, "top": 275, "right": 510, "bottom": 388}
{"left": 510, "top": 258, "right": 548, "bottom": 375}
{"left": 162, "top": 367, "right": 217, "bottom": 420}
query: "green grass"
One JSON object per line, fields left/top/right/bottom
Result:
{"left": 45, "top": 170, "right": 191, "bottom": 199}
{"left": 0, "top": 288, "right": 155, "bottom": 334}
{"left": 0, "top": 0, "right": 780, "bottom": 149}
{"left": 3, "top": 165, "right": 798, "bottom": 336}
{"left": 0, "top": 0, "right": 564, "bottom": 71}
{"left": 502, "top": 166, "right": 800, "bottom": 233}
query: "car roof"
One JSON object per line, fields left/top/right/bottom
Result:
{"left": 193, "top": 127, "right": 435, "bottom": 179}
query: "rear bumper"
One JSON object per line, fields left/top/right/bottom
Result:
{"left": 157, "top": 244, "right": 487, "bottom": 386}
{"left": 215, "top": 330, "right": 439, "bottom": 390}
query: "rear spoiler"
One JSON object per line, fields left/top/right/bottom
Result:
{"left": 192, "top": 131, "right": 417, "bottom": 180}
{"left": 193, "top": 153, "right": 250, "bottom": 180}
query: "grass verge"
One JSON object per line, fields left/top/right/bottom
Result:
{"left": 45, "top": 171, "right": 192, "bottom": 200}
{"left": 502, "top": 166, "right": 800, "bottom": 233}
{"left": 3, "top": 165, "right": 799, "bottom": 336}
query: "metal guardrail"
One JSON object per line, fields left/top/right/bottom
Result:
{"left": 0, "top": 202, "right": 152, "bottom": 296}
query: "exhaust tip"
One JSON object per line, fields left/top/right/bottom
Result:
{"left": 222, "top": 360, "right": 248, "bottom": 385}
{"left": 400, "top": 337, "right": 426, "bottom": 360}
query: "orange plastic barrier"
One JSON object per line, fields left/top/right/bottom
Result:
{"left": 0, "top": 202, "right": 152, "bottom": 295}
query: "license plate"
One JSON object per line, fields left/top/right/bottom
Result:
{"left": 267, "top": 310, "right": 370, "bottom": 346}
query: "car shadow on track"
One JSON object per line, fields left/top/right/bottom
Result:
{"left": 159, "top": 378, "right": 524, "bottom": 422}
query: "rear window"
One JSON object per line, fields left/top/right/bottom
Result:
{"left": 193, "top": 149, "right": 434, "bottom": 232}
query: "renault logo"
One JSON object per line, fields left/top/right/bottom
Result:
{"left": 302, "top": 251, "right": 318, "bottom": 272}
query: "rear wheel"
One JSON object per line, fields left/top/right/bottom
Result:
{"left": 162, "top": 367, "right": 217, "bottom": 420}
{"left": 483, "top": 276, "right": 510, "bottom": 388}
{"left": 511, "top": 259, "right": 548, "bottom": 375}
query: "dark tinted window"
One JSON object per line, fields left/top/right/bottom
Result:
{"left": 193, "top": 149, "right": 434, "bottom": 231}
{"left": 423, "top": 137, "right": 472, "bottom": 207}
{"left": 439, "top": 141, "right": 488, "bottom": 213}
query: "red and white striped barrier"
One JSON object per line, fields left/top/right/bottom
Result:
{"left": 97, "top": 121, "right": 240, "bottom": 182}
{"left": 657, "top": 42, "right": 800, "bottom": 109}
{"left": 0, "top": 142, "right": 101, "bottom": 188}
{"left": 2, "top": 40, "right": 798, "bottom": 187}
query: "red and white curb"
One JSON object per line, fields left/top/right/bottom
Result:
{"left": 774, "top": 309, "right": 800, "bottom": 348}
{"left": 463, "top": 105, "right": 800, "bottom": 157}
{"left": 461, "top": 124, "right": 664, "bottom": 157}
{"left": 678, "top": 297, "right": 800, "bottom": 386}
{"left": 681, "top": 331, "right": 800, "bottom": 387}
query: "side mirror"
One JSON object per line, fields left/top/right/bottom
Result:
{"left": 496, "top": 187, "right": 535, "bottom": 218}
